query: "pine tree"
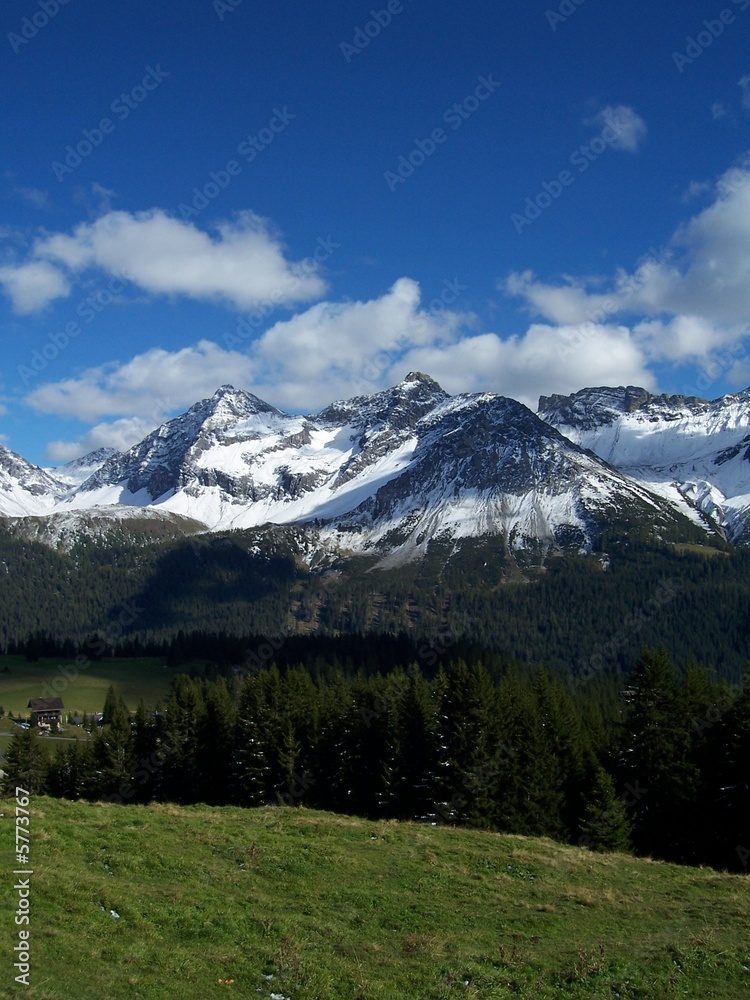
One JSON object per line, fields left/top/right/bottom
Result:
{"left": 3, "top": 728, "right": 49, "bottom": 795}
{"left": 312, "top": 672, "right": 351, "bottom": 813}
{"left": 197, "top": 677, "right": 236, "bottom": 805}
{"left": 579, "top": 766, "right": 631, "bottom": 852}
{"left": 435, "top": 661, "right": 496, "bottom": 827}
{"left": 327, "top": 676, "right": 397, "bottom": 819}
{"left": 91, "top": 703, "right": 134, "bottom": 800}
{"left": 129, "top": 700, "right": 159, "bottom": 803}
{"left": 708, "top": 667, "right": 750, "bottom": 870}
{"left": 158, "top": 676, "right": 205, "bottom": 804}
{"left": 535, "top": 671, "right": 593, "bottom": 839}
{"left": 101, "top": 684, "right": 119, "bottom": 726}
{"left": 48, "top": 740, "right": 94, "bottom": 800}
{"left": 231, "top": 674, "right": 273, "bottom": 807}
{"left": 492, "top": 670, "right": 536, "bottom": 835}
{"left": 390, "top": 669, "right": 439, "bottom": 821}
{"left": 274, "top": 716, "right": 302, "bottom": 805}
{"left": 618, "top": 648, "right": 698, "bottom": 860}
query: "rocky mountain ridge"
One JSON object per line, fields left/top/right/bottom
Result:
{"left": 1, "top": 374, "right": 741, "bottom": 560}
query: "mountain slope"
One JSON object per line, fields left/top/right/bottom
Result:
{"left": 0, "top": 444, "right": 65, "bottom": 517}
{"left": 50, "top": 447, "right": 120, "bottom": 487}
{"left": 50, "top": 374, "right": 710, "bottom": 562}
{"left": 538, "top": 385, "right": 750, "bottom": 541}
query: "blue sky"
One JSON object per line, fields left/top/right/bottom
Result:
{"left": 1, "top": 0, "right": 749, "bottom": 465}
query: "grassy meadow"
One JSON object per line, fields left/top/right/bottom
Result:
{"left": 0, "top": 656, "right": 176, "bottom": 718}
{"left": 0, "top": 798, "right": 748, "bottom": 999}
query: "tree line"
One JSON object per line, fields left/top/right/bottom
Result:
{"left": 3, "top": 647, "right": 748, "bottom": 872}
{"left": 2, "top": 521, "right": 750, "bottom": 679}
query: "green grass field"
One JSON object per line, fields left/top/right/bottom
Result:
{"left": 0, "top": 657, "right": 176, "bottom": 717}
{"left": 0, "top": 798, "right": 748, "bottom": 999}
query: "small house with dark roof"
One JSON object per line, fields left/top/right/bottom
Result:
{"left": 28, "top": 697, "right": 64, "bottom": 728}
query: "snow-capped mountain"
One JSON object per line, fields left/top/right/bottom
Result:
{"left": 34, "top": 373, "right": 702, "bottom": 561}
{"left": 538, "top": 386, "right": 750, "bottom": 542}
{"left": 0, "top": 374, "right": 742, "bottom": 560}
{"left": 50, "top": 447, "right": 121, "bottom": 488}
{"left": 64, "top": 375, "right": 451, "bottom": 528}
{"left": 0, "top": 445, "right": 66, "bottom": 517}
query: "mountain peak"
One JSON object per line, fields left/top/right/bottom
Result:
{"left": 402, "top": 371, "right": 443, "bottom": 390}
{"left": 189, "top": 385, "right": 282, "bottom": 422}
{"left": 538, "top": 386, "right": 652, "bottom": 417}
{"left": 538, "top": 385, "right": 711, "bottom": 431}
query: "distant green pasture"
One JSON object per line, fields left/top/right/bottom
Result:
{"left": 0, "top": 656, "right": 176, "bottom": 716}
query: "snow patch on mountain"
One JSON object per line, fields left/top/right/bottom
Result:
{"left": 0, "top": 374, "right": 736, "bottom": 559}
{"left": 6, "top": 506, "right": 207, "bottom": 550}
{"left": 0, "top": 445, "right": 65, "bottom": 517}
{"left": 538, "top": 386, "right": 750, "bottom": 540}
{"left": 50, "top": 448, "right": 120, "bottom": 487}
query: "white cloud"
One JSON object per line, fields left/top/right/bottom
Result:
{"left": 0, "top": 208, "right": 326, "bottom": 314}
{"left": 592, "top": 105, "right": 647, "bottom": 153}
{"left": 25, "top": 282, "right": 470, "bottom": 454}
{"left": 248, "top": 277, "right": 465, "bottom": 409}
{"left": 712, "top": 102, "right": 728, "bottom": 120}
{"left": 683, "top": 179, "right": 712, "bottom": 202}
{"left": 504, "top": 271, "right": 615, "bottom": 325}
{"left": 45, "top": 418, "right": 161, "bottom": 462}
{"left": 506, "top": 156, "right": 750, "bottom": 366}
{"left": 633, "top": 316, "right": 734, "bottom": 364}
{"left": 26, "top": 340, "right": 255, "bottom": 425}
{"left": 635, "top": 159, "right": 750, "bottom": 322}
{"left": 0, "top": 260, "right": 71, "bottom": 314}
{"left": 15, "top": 188, "right": 49, "bottom": 210}
{"left": 397, "top": 323, "right": 655, "bottom": 409}
{"left": 27, "top": 284, "right": 655, "bottom": 454}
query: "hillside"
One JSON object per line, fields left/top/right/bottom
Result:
{"left": 0, "top": 799, "right": 748, "bottom": 999}
{"left": 2, "top": 524, "right": 749, "bottom": 678}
